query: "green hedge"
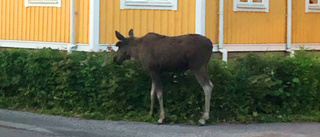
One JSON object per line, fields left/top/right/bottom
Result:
{"left": 0, "top": 48, "right": 320, "bottom": 124}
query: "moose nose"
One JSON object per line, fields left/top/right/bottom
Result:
{"left": 113, "top": 56, "right": 122, "bottom": 65}
{"left": 113, "top": 56, "right": 117, "bottom": 63}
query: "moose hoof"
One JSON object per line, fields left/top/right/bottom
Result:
{"left": 198, "top": 119, "right": 206, "bottom": 126}
{"left": 157, "top": 118, "right": 164, "bottom": 124}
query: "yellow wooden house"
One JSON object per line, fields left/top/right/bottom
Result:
{"left": 0, "top": 0, "right": 320, "bottom": 60}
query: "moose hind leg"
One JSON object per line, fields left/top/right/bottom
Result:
{"left": 157, "top": 91, "right": 165, "bottom": 124}
{"left": 193, "top": 68, "right": 213, "bottom": 125}
{"left": 150, "top": 72, "right": 165, "bottom": 124}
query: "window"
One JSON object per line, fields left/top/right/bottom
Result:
{"left": 306, "top": 0, "right": 320, "bottom": 12}
{"left": 233, "top": 0, "right": 269, "bottom": 12}
{"left": 25, "top": 0, "right": 61, "bottom": 7}
{"left": 120, "top": 0, "right": 178, "bottom": 10}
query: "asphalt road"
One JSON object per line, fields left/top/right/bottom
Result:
{"left": 0, "top": 109, "right": 320, "bottom": 137}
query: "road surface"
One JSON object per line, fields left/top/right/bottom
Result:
{"left": 0, "top": 109, "right": 319, "bottom": 137}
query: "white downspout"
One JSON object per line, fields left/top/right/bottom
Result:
{"left": 89, "top": 0, "right": 100, "bottom": 52}
{"left": 195, "top": 0, "right": 206, "bottom": 36}
{"left": 287, "top": 0, "right": 294, "bottom": 56}
{"left": 219, "top": 0, "right": 227, "bottom": 61}
{"left": 68, "top": 0, "right": 77, "bottom": 53}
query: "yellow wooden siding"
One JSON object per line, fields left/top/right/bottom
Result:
{"left": 100, "top": 0, "right": 196, "bottom": 44}
{"left": 292, "top": 0, "right": 320, "bottom": 43}
{"left": 0, "top": 0, "right": 69, "bottom": 42}
{"left": 74, "top": 0, "right": 90, "bottom": 44}
{"left": 225, "top": 0, "right": 286, "bottom": 44}
{"left": 205, "top": 0, "right": 219, "bottom": 44}
{"left": 205, "top": 0, "right": 286, "bottom": 44}
{"left": 0, "top": 0, "right": 89, "bottom": 44}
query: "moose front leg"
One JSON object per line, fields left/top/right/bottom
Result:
{"left": 150, "top": 82, "right": 155, "bottom": 115}
{"left": 150, "top": 72, "right": 165, "bottom": 124}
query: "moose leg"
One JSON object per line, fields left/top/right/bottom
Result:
{"left": 157, "top": 89, "right": 165, "bottom": 124}
{"left": 150, "top": 72, "right": 165, "bottom": 124}
{"left": 150, "top": 82, "right": 155, "bottom": 115}
{"left": 193, "top": 67, "right": 213, "bottom": 125}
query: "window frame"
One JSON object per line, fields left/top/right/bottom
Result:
{"left": 25, "top": 0, "right": 62, "bottom": 7}
{"left": 306, "top": 0, "right": 320, "bottom": 12}
{"left": 233, "top": 0, "right": 269, "bottom": 12}
{"left": 120, "top": 0, "right": 178, "bottom": 10}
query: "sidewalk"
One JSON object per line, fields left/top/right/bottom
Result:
{"left": 0, "top": 109, "right": 319, "bottom": 137}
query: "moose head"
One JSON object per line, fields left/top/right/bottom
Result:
{"left": 113, "top": 29, "right": 136, "bottom": 65}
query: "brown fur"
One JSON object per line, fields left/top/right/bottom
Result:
{"left": 114, "top": 29, "right": 214, "bottom": 125}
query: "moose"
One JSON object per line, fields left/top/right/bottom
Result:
{"left": 113, "top": 29, "right": 213, "bottom": 125}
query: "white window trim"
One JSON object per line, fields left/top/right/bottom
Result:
{"left": 25, "top": 0, "right": 62, "bottom": 7}
{"left": 233, "top": 0, "right": 269, "bottom": 12}
{"left": 120, "top": 0, "right": 177, "bottom": 10}
{"left": 306, "top": 0, "right": 320, "bottom": 12}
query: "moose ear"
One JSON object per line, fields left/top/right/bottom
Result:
{"left": 115, "top": 31, "right": 125, "bottom": 40}
{"left": 128, "top": 29, "right": 134, "bottom": 38}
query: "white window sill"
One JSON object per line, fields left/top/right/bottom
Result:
{"left": 125, "top": 3, "right": 173, "bottom": 7}
{"left": 121, "top": 5, "right": 176, "bottom": 10}
{"left": 25, "top": 0, "right": 61, "bottom": 7}
{"left": 234, "top": 4, "right": 269, "bottom": 12}
{"left": 306, "top": 5, "right": 320, "bottom": 12}
{"left": 121, "top": 0, "right": 177, "bottom": 10}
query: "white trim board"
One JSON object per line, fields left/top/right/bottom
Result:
{"left": 1, "top": 40, "right": 320, "bottom": 52}
{"left": 0, "top": 40, "right": 110, "bottom": 52}
{"left": 219, "top": 0, "right": 224, "bottom": 49}
{"left": 0, "top": 40, "right": 70, "bottom": 50}
{"left": 292, "top": 43, "right": 320, "bottom": 50}
{"left": 287, "top": 0, "right": 292, "bottom": 50}
{"left": 89, "top": 0, "right": 100, "bottom": 52}
{"left": 213, "top": 43, "right": 320, "bottom": 52}
{"left": 104, "top": 43, "right": 320, "bottom": 53}
{"left": 223, "top": 44, "right": 286, "bottom": 52}
{"left": 195, "top": 0, "right": 206, "bottom": 35}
